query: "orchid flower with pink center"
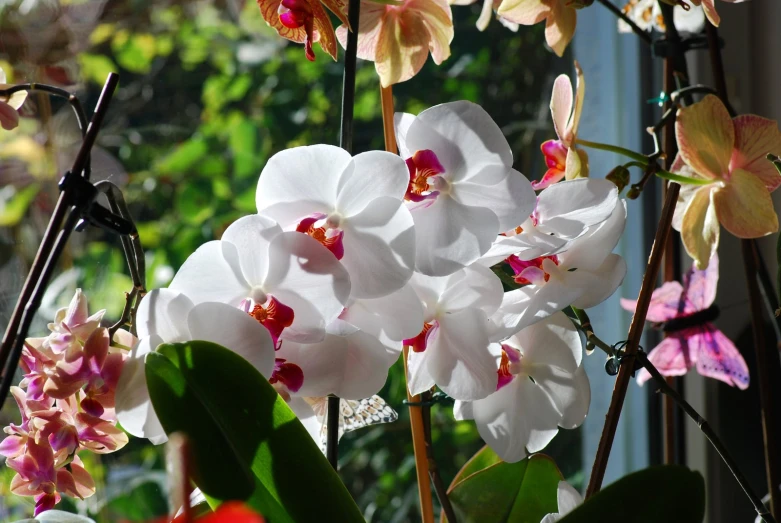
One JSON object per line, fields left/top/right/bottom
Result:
{"left": 533, "top": 62, "right": 588, "bottom": 190}
{"left": 395, "top": 101, "right": 536, "bottom": 276}
{"left": 115, "top": 289, "right": 276, "bottom": 444}
{"left": 169, "top": 214, "right": 351, "bottom": 342}
{"left": 0, "top": 67, "right": 27, "bottom": 131}
{"left": 498, "top": 0, "right": 580, "bottom": 57}
{"left": 491, "top": 200, "right": 627, "bottom": 338}
{"left": 257, "top": 0, "right": 349, "bottom": 61}
{"left": 255, "top": 145, "right": 415, "bottom": 299}
{"left": 0, "top": 387, "right": 53, "bottom": 460}
{"left": 450, "top": 0, "right": 519, "bottom": 32}
{"left": 335, "top": 0, "right": 454, "bottom": 87}
{"left": 480, "top": 178, "right": 618, "bottom": 267}
{"left": 405, "top": 264, "right": 505, "bottom": 400}
{"left": 454, "top": 313, "right": 589, "bottom": 462}
{"left": 671, "top": 95, "right": 781, "bottom": 269}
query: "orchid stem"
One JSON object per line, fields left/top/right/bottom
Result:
{"left": 654, "top": 170, "right": 712, "bottom": 185}
{"left": 594, "top": 0, "right": 652, "bottom": 45}
{"left": 574, "top": 138, "right": 649, "bottom": 164}
{"left": 421, "top": 390, "right": 459, "bottom": 522}
{"left": 403, "top": 347, "right": 435, "bottom": 523}
{"left": 705, "top": 22, "right": 781, "bottom": 519}
{"left": 326, "top": 0, "right": 363, "bottom": 471}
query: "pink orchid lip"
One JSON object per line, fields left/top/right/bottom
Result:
{"left": 270, "top": 357, "right": 304, "bottom": 394}
{"left": 405, "top": 149, "right": 446, "bottom": 202}
{"left": 496, "top": 345, "right": 522, "bottom": 391}
{"left": 506, "top": 254, "right": 559, "bottom": 285}
{"left": 242, "top": 296, "right": 296, "bottom": 349}
{"left": 278, "top": 0, "right": 316, "bottom": 61}
{"left": 296, "top": 214, "right": 345, "bottom": 260}
{"left": 404, "top": 321, "right": 437, "bottom": 353}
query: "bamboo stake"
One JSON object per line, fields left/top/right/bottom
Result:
{"left": 404, "top": 346, "right": 435, "bottom": 523}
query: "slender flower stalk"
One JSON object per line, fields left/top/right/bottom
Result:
{"left": 704, "top": 22, "right": 781, "bottom": 520}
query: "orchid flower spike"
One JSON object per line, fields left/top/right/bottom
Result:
{"left": 395, "top": 101, "right": 536, "bottom": 276}
{"left": 0, "top": 67, "right": 27, "bottom": 131}
{"left": 492, "top": 199, "right": 627, "bottom": 338}
{"left": 256, "top": 145, "right": 415, "bottom": 299}
{"left": 257, "top": 0, "right": 349, "bottom": 61}
{"left": 671, "top": 95, "right": 781, "bottom": 269}
{"left": 480, "top": 178, "right": 618, "bottom": 266}
{"left": 533, "top": 62, "right": 588, "bottom": 190}
{"left": 405, "top": 264, "right": 505, "bottom": 401}
{"left": 497, "top": 0, "right": 578, "bottom": 57}
{"left": 115, "top": 289, "right": 276, "bottom": 444}
{"left": 455, "top": 313, "right": 589, "bottom": 463}
{"left": 169, "top": 214, "right": 351, "bottom": 343}
{"left": 336, "top": 0, "right": 454, "bottom": 87}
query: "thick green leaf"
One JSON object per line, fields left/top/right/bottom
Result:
{"left": 145, "top": 341, "right": 365, "bottom": 523}
{"left": 446, "top": 453, "right": 562, "bottom": 523}
{"left": 449, "top": 445, "right": 502, "bottom": 489}
{"left": 558, "top": 465, "right": 705, "bottom": 523}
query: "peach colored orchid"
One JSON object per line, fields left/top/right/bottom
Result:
{"left": 257, "top": 0, "right": 349, "bottom": 61}
{"left": 450, "top": 0, "right": 518, "bottom": 31}
{"left": 533, "top": 62, "right": 588, "bottom": 190}
{"left": 685, "top": 0, "right": 745, "bottom": 28}
{"left": 0, "top": 66, "right": 26, "bottom": 131}
{"left": 672, "top": 95, "right": 781, "bottom": 269}
{"left": 498, "top": 0, "right": 577, "bottom": 57}
{"left": 335, "top": 0, "right": 454, "bottom": 87}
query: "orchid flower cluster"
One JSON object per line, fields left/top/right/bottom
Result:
{"left": 108, "top": 95, "right": 627, "bottom": 466}
{"left": 1, "top": 291, "right": 134, "bottom": 515}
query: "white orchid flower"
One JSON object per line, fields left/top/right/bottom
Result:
{"left": 395, "top": 101, "right": 536, "bottom": 277}
{"left": 405, "top": 264, "right": 504, "bottom": 401}
{"left": 169, "top": 214, "right": 351, "bottom": 344}
{"left": 540, "top": 481, "right": 584, "bottom": 522}
{"left": 480, "top": 178, "right": 619, "bottom": 267}
{"left": 491, "top": 199, "right": 628, "bottom": 339}
{"left": 454, "top": 313, "right": 589, "bottom": 463}
{"left": 255, "top": 144, "right": 416, "bottom": 299}
{"left": 115, "top": 289, "right": 275, "bottom": 444}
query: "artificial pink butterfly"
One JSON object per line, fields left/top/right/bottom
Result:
{"left": 620, "top": 254, "right": 749, "bottom": 389}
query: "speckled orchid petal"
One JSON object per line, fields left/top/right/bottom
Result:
{"left": 675, "top": 95, "right": 733, "bottom": 180}
{"left": 257, "top": 0, "right": 340, "bottom": 60}
{"left": 714, "top": 168, "right": 779, "bottom": 239}
{"left": 680, "top": 186, "right": 719, "bottom": 270}
{"left": 730, "top": 114, "right": 781, "bottom": 191}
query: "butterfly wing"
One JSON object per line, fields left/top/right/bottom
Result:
{"left": 621, "top": 280, "right": 694, "bottom": 322}
{"left": 636, "top": 333, "right": 692, "bottom": 385}
{"left": 314, "top": 395, "right": 399, "bottom": 454}
{"left": 682, "top": 253, "right": 719, "bottom": 311}
{"left": 694, "top": 324, "right": 749, "bottom": 390}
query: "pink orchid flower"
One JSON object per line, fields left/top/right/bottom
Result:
{"left": 335, "top": 0, "right": 454, "bottom": 87}
{"left": 0, "top": 67, "right": 27, "bottom": 131}
{"left": 671, "top": 95, "right": 781, "bottom": 269}
{"left": 257, "top": 0, "right": 349, "bottom": 61}
{"left": 533, "top": 62, "right": 588, "bottom": 190}
{"left": 498, "top": 0, "right": 578, "bottom": 57}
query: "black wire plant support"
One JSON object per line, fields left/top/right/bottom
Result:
{"left": 0, "top": 72, "right": 146, "bottom": 408}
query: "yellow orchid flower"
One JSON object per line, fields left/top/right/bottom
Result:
{"left": 257, "top": 0, "right": 349, "bottom": 61}
{"left": 672, "top": 95, "right": 781, "bottom": 269}
{"left": 335, "top": 0, "right": 454, "bottom": 87}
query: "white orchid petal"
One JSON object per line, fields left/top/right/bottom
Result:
{"left": 341, "top": 197, "right": 415, "bottom": 299}
{"left": 221, "top": 215, "right": 281, "bottom": 285}
{"left": 407, "top": 346, "right": 436, "bottom": 397}
{"left": 341, "top": 283, "right": 424, "bottom": 342}
{"left": 168, "top": 241, "right": 248, "bottom": 306}
{"left": 336, "top": 151, "right": 409, "bottom": 216}
{"left": 186, "top": 302, "right": 275, "bottom": 378}
{"left": 558, "top": 200, "right": 627, "bottom": 271}
{"left": 115, "top": 335, "right": 167, "bottom": 443}
{"left": 439, "top": 264, "right": 504, "bottom": 315}
{"left": 569, "top": 254, "right": 627, "bottom": 309}
{"left": 535, "top": 179, "right": 618, "bottom": 239}
{"left": 134, "top": 289, "right": 194, "bottom": 342}
{"left": 451, "top": 168, "right": 535, "bottom": 232}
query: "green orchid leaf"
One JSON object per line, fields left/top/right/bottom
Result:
{"left": 445, "top": 452, "right": 562, "bottom": 523}
{"left": 558, "top": 465, "right": 705, "bottom": 523}
{"left": 145, "top": 341, "right": 364, "bottom": 523}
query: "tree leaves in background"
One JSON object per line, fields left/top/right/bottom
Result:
{"left": 558, "top": 465, "right": 705, "bottom": 523}
{"left": 145, "top": 341, "right": 365, "bottom": 523}
{"left": 444, "top": 447, "right": 562, "bottom": 523}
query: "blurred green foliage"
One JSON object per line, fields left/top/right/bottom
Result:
{"left": 0, "top": 0, "right": 582, "bottom": 521}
